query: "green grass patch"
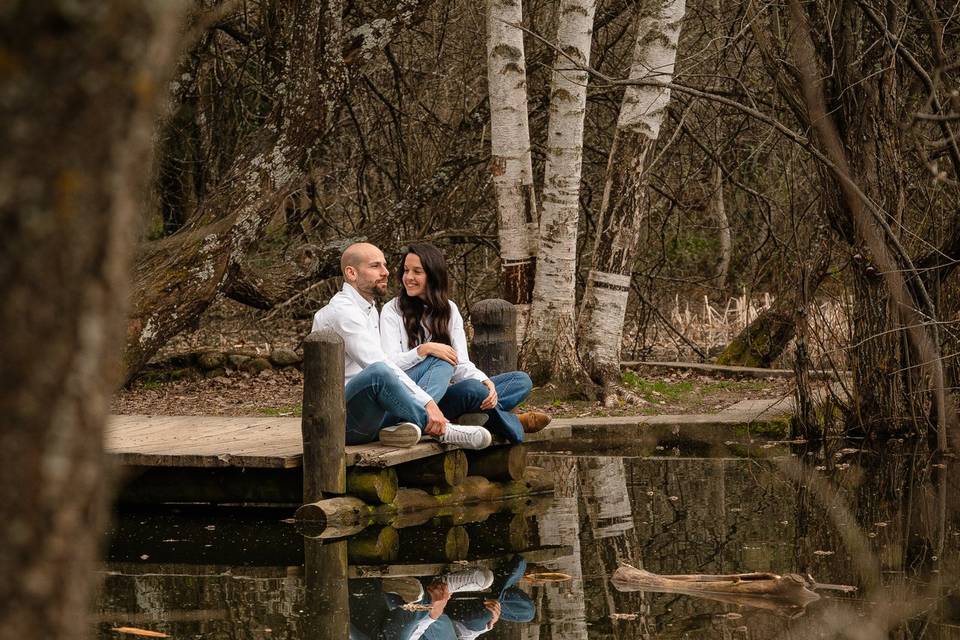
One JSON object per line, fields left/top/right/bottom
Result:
{"left": 257, "top": 404, "right": 302, "bottom": 417}
{"left": 700, "top": 380, "right": 770, "bottom": 393}
{"left": 622, "top": 371, "right": 695, "bottom": 401}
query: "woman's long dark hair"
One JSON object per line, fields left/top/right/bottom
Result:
{"left": 397, "top": 243, "right": 452, "bottom": 347}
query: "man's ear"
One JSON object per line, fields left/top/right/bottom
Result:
{"left": 343, "top": 265, "right": 356, "bottom": 282}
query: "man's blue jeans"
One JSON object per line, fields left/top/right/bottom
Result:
{"left": 344, "top": 357, "right": 454, "bottom": 445}
{"left": 437, "top": 371, "right": 532, "bottom": 443}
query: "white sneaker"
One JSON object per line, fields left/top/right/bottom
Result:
{"left": 378, "top": 422, "right": 421, "bottom": 448}
{"left": 445, "top": 568, "right": 494, "bottom": 593}
{"left": 439, "top": 423, "right": 492, "bottom": 450}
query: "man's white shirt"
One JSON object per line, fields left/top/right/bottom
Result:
{"left": 312, "top": 283, "right": 432, "bottom": 406}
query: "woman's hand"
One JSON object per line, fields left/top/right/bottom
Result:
{"left": 480, "top": 379, "right": 498, "bottom": 410}
{"left": 417, "top": 341, "right": 458, "bottom": 365}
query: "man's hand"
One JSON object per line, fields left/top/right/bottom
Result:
{"left": 424, "top": 400, "right": 447, "bottom": 437}
{"left": 483, "top": 600, "right": 501, "bottom": 629}
{"left": 417, "top": 342, "right": 458, "bottom": 365}
{"left": 480, "top": 379, "right": 498, "bottom": 410}
{"left": 427, "top": 581, "right": 451, "bottom": 619}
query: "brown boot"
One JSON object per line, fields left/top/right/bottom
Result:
{"left": 517, "top": 411, "right": 551, "bottom": 434}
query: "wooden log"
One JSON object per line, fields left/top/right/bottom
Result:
{"left": 397, "top": 525, "right": 470, "bottom": 562}
{"left": 471, "top": 299, "right": 517, "bottom": 375}
{"left": 295, "top": 496, "right": 371, "bottom": 526}
{"left": 347, "top": 525, "right": 400, "bottom": 563}
{"left": 464, "top": 512, "right": 532, "bottom": 554}
{"left": 347, "top": 467, "right": 398, "bottom": 504}
{"left": 466, "top": 444, "right": 527, "bottom": 481}
{"left": 304, "top": 538, "right": 349, "bottom": 639}
{"left": 301, "top": 331, "right": 346, "bottom": 502}
{"left": 395, "top": 450, "right": 468, "bottom": 488}
{"left": 611, "top": 564, "right": 822, "bottom": 613}
{"left": 296, "top": 469, "right": 556, "bottom": 532}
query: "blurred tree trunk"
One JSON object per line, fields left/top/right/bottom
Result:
{"left": 486, "top": 0, "right": 539, "bottom": 340}
{"left": 0, "top": 2, "right": 185, "bottom": 638}
{"left": 123, "top": 0, "right": 434, "bottom": 381}
{"left": 576, "top": 0, "right": 686, "bottom": 393}
{"left": 522, "top": 0, "right": 597, "bottom": 391}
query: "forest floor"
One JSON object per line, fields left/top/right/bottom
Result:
{"left": 112, "top": 298, "right": 797, "bottom": 419}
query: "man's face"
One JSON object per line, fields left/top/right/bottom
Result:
{"left": 348, "top": 249, "right": 389, "bottom": 299}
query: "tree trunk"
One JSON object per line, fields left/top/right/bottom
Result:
{"left": 785, "top": 0, "right": 953, "bottom": 442}
{"left": 716, "top": 254, "right": 829, "bottom": 367}
{"left": 486, "top": 0, "right": 539, "bottom": 340}
{"left": 522, "top": 0, "right": 597, "bottom": 389}
{"left": 123, "top": 1, "right": 435, "bottom": 380}
{"left": 0, "top": 2, "right": 185, "bottom": 637}
{"left": 575, "top": 0, "right": 686, "bottom": 391}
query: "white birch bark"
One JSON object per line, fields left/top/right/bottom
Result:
{"left": 486, "top": 0, "right": 538, "bottom": 337}
{"left": 522, "top": 0, "right": 597, "bottom": 385}
{"left": 576, "top": 0, "right": 686, "bottom": 389}
{"left": 536, "top": 457, "right": 589, "bottom": 639}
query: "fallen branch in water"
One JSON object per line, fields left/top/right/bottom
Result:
{"left": 611, "top": 564, "right": 825, "bottom": 617}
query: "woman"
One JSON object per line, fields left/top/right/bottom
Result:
{"left": 380, "top": 243, "right": 550, "bottom": 443}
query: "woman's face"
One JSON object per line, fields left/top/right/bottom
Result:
{"left": 402, "top": 253, "right": 427, "bottom": 299}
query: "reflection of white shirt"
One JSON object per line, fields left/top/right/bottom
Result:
{"left": 312, "top": 284, "right": 431, "bottom": 405}
{"left": 380, "top": 298, "right": 489, "bottom": 384}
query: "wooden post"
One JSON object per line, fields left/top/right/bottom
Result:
{"left": 471, "top": 298, "right": 517, "bottom": 376}
{"left": 303, "top": 538, "right": 349, "bottom": 639}
{"left": 301, "top": 330, "right": 346, "bottom": 503}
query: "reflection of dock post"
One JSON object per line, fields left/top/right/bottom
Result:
{"left": 471, "top": 299, "right": 517, "bottom": 375}
{"left": 304, "top": 538, "right": 349, "bottom": 639}
{"left": 301, "top": 330, "right": 346, "bottom": 503}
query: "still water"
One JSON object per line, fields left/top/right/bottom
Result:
{"left": 95, "top": 432, "right": 960, "bottom": 638}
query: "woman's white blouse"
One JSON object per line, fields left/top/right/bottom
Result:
{"left": 380, "top": 298, "right": 489, "bottom": 384}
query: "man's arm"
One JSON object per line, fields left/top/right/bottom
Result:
{"left": 338, "top": 314, "right": 434, "bottom": 406}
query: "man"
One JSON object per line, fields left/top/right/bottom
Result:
{"left": 312, "top": 242, "right": 491, "bottom": 449}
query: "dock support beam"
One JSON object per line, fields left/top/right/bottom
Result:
{"left": 471, "top": 298, "right": 517, "bottom": 376}
{"left": 301, "top": 330, "right": 346, "bottom": 503}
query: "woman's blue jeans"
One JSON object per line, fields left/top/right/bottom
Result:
{"left": 343, "top": 357, "right": 454, "bottom": 445}
{"left": 437, "top": 371, "right": 532, "bottom": 443}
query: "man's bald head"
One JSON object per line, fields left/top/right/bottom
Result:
{"left": 340, "top": 242, "right": 389, "bottom": 301}
{"left": 341, "top": 242, "right": 381, "bottom": 275}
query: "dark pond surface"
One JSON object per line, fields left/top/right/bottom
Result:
{"left": 95, "top": 431, "right": 960, "bottom": 639}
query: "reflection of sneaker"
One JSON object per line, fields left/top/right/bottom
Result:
{"left": 458, "top": 412, "right": 489, "bottom": 427}
{"left": 518, "top": 411, "right": 551, "bottom": 434}
{"left": 445, "top": 567, "right": 494, "bottom": 593}
{"left": 382, "top": 577, "right": 424, "bottom": 603}
{"left": 439, "top": 423, "right": 492, "bottom": 450}
{"left": 378, "top": 422, "right": 421, "bottom": 448}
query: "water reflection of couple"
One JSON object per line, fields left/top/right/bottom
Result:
{"left": 349, "top": 556, "right": 535, "bottom": 639}
{"left": 313, "top": 242, "right": 550, "bottom": 450}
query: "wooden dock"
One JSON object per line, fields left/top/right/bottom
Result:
{"left": 106, "top": 414, "right": 570, "bottom": 469}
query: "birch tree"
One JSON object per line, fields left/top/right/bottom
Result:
{"left": 522, "top": 0, "right": 597, "bottom": 388}
{"left": 486, "top": 0, "right": 539, "bottom": 336}
{"left": 576, "top": 0, "right": 686, "bottom": 393}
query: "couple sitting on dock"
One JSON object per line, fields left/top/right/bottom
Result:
{"left": 313, "top": 241, "right": 550, "bottom": 450}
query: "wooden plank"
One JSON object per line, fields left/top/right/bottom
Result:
{"left": 348, "top": 544, "right": 574, "bottom": 578}
{"left": 106, "top": 415, "right": 569, "bottom": 471}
